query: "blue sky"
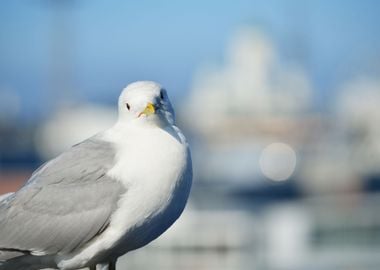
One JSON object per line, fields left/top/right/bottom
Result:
{"left": 1, "top": 0, "right": 380, "bottom": 120}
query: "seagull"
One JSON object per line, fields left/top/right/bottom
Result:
{"left": 0, "top": 81, "right": 192, "bottom": 270}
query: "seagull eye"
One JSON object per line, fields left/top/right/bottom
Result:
{"left": 126, "top": 103, "right": 130, "bottom": 110}
{"left": 160, "top": 91, "right": 164, "bottom": 100}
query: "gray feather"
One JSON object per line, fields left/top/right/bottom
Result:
{"left": 0, "top": 136, "right": 126, "bottom": 256}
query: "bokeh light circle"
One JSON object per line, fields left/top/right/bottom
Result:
{"left": 259, "top": 142, "right": 297, "bottom": 181}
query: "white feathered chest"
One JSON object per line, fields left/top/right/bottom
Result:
{"left": 104, "top": 123, "right": 192, "bottom": 251}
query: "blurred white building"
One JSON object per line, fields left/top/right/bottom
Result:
{"left": 180, "top": 28, "right": 315, "bottom": 187}
{"left": 180, "top": 27, "right": 380, "bottom": 195}
{"left": 336, "top": 77, "right": 380, "bottom": 175}
{"left": 35, "top": 103, "right": 116, "bottom": 159}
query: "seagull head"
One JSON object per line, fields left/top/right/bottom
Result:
{"left": 118, "top": 81, "right": 175, "bottom": 126}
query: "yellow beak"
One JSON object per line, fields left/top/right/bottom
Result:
{"left": 138, "top": 102, "right": 156, "bottom": 117}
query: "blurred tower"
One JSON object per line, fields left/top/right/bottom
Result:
{"left": 40, "top": 0, "right": 77, "bottom": 110}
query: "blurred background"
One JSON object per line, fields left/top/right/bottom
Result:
{"left": 1, "top": 0, "right": 380, "bottom": 269}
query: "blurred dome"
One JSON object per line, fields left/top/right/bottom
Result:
{"left": 35, "top": 103, "right": 116, "bottom": 160}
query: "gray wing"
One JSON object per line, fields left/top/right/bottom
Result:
{"left": 0, "top": 136, "right": 125, "bottom": 256}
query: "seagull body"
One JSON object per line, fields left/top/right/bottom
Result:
{"left": 0, "top": 81, "right": 192, "bottom": 270}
